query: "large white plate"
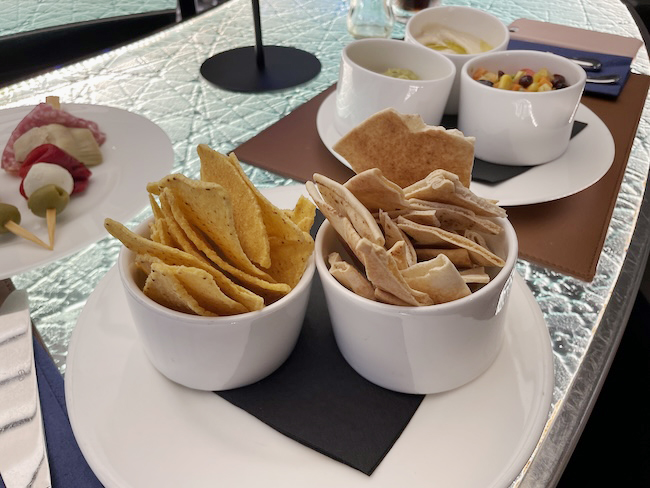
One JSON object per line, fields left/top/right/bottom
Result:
{"left": 65, "top": 185, "right": 555, "bottom": 488}
{"left": 316, "top": 91, "right": 615, "bottom": 207}
{"left": 0, "top": 103, "right": 174, "bottom": 279}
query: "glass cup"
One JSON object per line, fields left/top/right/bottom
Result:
{"left": 391, "top": 0, "right": 441, "bottom": 23}
{"left": 347, "top": 0, "right": 394, "bottom": 39}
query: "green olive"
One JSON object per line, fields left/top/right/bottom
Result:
{"left": 0, "top": 203, "right": 21, "bottom": 234}
{"left": 27, "top": 184, "right": 70, "bottom": 218}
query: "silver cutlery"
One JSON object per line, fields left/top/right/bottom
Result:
{"left": 0, "top": 289, "right": 52, "bottom": 488}
{"left": 586, "top": 73, "right": 621, "bottom": 84}
{"left": 570, "top": 56, "right": 603, "bottom": 71}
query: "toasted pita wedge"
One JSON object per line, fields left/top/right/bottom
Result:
{"left": 313, "top": 173, "right": 384, "bottom": 246}
{"left": 355, "top": 238, "right": 433, "bottom": 306}
{"left": 328, "top": 252, "right": 376, "bottom": 301}
{"left": 374, "top": 288, "right": 416, "bottom": 306}
{"left": 399, "top": 203, "right": 503, "bottom": 235}
{"left": 386, "top": 241, "right": 411, "bottom": 270}
{"left": 378, "top": 210, "right": 416, "bottom": 267}
{"left": 415, "top": 248, "right": 473, "bottom": 268}
{"left": 459, "top": 267, "right": 491, "bottom": 284}
{"left": 404, "top": 170, "right": 506, "bottom": 218}
{"left": 333, "top": 108, "right": 475, "bottom": 188}
{"left": 344, "top": 168, "right": 411, "bottom": 211}
{"left": 400, "top": 255, "right": 471, "bottom": 304}
{"left": 396, "top": 217, "right": 505, "bottom": 267}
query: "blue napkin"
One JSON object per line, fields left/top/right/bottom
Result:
{"left": 508, "top": 39, "right": 632, "bottom": 98}
{"left": 0, "top": 338, "right": 104, "bottom": 488}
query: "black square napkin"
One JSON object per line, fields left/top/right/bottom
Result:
{"left": 215, "top": 213, "right": 424, "bottom": 475}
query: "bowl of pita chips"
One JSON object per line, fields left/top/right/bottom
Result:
{"left": 309, "top": 168, "right": 517, "bottom": 394}
{"left": 107, "top": 145, "right": 316, "bottom": 391}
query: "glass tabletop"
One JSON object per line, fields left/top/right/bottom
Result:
{"left": 0, "top": 0, "right": 176, "bottom": 38}
{"left": 1, "top": 0, "right": 649, "bottom": 486}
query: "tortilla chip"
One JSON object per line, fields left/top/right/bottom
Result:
{"left": 146, "top": 173, "right": 272, "bottom": 281}
{"left": 225, "top": 152, "right": 314, "bottom": 287}
{"left": 161, "top": 189, "right": 292, "bottom": 301}
{"left": 288, "top": 195, "right": 317, "bottom": 234}
{"left": 147, "top": 262, "right": 249, "bottom": 316}
{"left": 197, "top": 144, "right": 271, "bottom": 268}
{"left": 333, "top": 108, "right": 475, "bottom": 188}
{"left": 104, "top": 218, "right": 265, "bottom": 312}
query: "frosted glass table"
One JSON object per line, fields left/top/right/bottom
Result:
{"left": 1, "top": 0, "right": 648, "bottom": 486}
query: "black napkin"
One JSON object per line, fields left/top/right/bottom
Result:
{"left": 215, "top": 213, "right": 424, "bottom": 475}
{"left": 441, "top": 115, "right": 588, "bottom": 184}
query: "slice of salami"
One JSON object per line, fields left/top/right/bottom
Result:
{"left": 2, "top": 103, "right": 106, "bottom": 174}
{"left": 19, "top": 144, "right": 92, "bottom": 197}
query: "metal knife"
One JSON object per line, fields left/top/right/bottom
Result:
{"left": 0, "top": 289, "right": 52, "bottom": 488}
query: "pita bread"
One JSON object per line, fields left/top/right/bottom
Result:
{"left": 396, "top": 217, "right": 505, "bottom": 267}
{"left": 344, "top": 168, "right": 411, "bottom": 211}
{"left": 400, "top": 255, "right": 471, "bottom": 304}
{"left": 312, "top": 173, "right": 384, "bottom": 246}
{"left": 328, "top": 252, "right": 376, "bottom": 301}
{"left": 404, "top": 170, "right": 506, "bottom": 218}
{"left": 333, "top": 108, "right": 475, "bottom": 188}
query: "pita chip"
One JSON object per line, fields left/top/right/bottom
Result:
{"left": 332, "top": 108, "right": 475, "bottom": 188}
{"left": 328, "top": 252, "right": 376, "bottom": 301}
{"left": 344, "top": 168, "right": 411, "bottom": 211}
{"left": 400, "top": 254, "right": 471, "bottom": 304}
{"left": 404, "top": 170, "right": 506, "bottom": 218}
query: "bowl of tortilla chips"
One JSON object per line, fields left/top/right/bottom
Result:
{"left": 107, "top": 145, "right": 316, "bottom": 391}
{"left": 309, "top": 169, "right": 517, "bottom": 394}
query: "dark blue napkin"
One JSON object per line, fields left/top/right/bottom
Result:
{"left": 0, "top": 338, "right": 104, "bottom": 488}
{"left": 508, "top": 39, "right": 631, "bottom": 98}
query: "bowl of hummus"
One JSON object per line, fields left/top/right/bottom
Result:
{"left": 405, "top": 6, "right": 510, "bottom": 114}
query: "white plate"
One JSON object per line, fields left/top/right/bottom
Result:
{"left": 316, "top": 90, "right": 615, "bottom": 206}
{"left": 65, "top": 185, "right": 555, "bottom": 488}
{"left": 0, "top": 103, "right": 174, "bottom": 279}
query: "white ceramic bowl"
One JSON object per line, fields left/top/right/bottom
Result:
{"left": 334, "top": 38, "right": 455, "bottom": 135}
{"left": 315, "top": 218, "right": 518, "bottom": 394}
{"left": 118, "top": 218, "right": 315, "bottom": 391}
{"left": 405, "top": 6, "right": 510, "bottom": 114}
{"left": 457, "top": 50, "right": 587, "bottom": 166}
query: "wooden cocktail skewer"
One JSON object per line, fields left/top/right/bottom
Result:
{"left": 1, "top": 203, "right": 52, "bottom": 250}
{"left": 46, "top": 207, "right": 56, "bottom": 248}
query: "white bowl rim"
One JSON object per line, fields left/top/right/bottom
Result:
{"left": 342, "top": 37, "right": 457, "bottom": 83}
{"left": 315, "top": 217, "right": 518, "bottom": 315}
{"left": 117, "top": 219, "right": 316, "bottom": 326}
{"left": 460, "top": 49, "right": 588, "bottom": 94}
{"left": 405, "top": 5, "right": 511, "bottom": 58}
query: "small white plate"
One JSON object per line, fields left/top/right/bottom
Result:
{"left": 65, "top": 185, "right": 554, "bottom": 488}
{"left": 316, "top": 91, "right": 615, "bottom": 207}
{"left": 0, "top": 103, "right": 174, "bottom": 279}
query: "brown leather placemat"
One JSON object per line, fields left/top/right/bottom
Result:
{"left": 234, "top": 75, "right": 649, "bottom": 281}
{"left": 508, "top": 73, "right": 649, "bottom": 281}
